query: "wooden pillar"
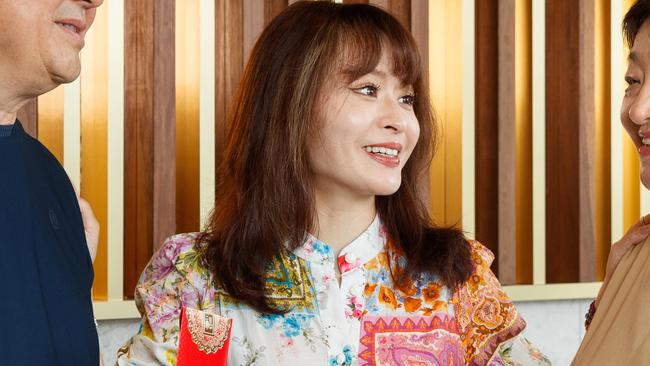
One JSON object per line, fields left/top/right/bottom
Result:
{"left": 123, "top": 0, "right": 176, "bottom": 297}
{"left": 546, "top": 0, "right": 596, "bottom": 283}
{"left": 475, "top": 0, "right": 500, "bottom": 273}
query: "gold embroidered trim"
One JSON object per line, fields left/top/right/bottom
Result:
{"left": 186, "top": 308, "right": 231, "bottom": 354}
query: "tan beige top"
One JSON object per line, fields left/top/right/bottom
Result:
{"left": 572, "top": 236, "right": 650, "bottom": 365}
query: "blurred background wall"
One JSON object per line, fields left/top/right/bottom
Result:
{"left": 15, "top": 0, "right": 648, "bottom": 364}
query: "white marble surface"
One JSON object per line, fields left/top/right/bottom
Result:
{"left": 99, "top": 299, "right": 594, "bottom": 365}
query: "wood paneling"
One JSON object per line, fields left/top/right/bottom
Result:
{"left": 265, "top": 0, "right": 288, "bottom": 24}
{"left": 497, "top": 0, "right": 517, "bottom": 284}
{"left": 546, "top": 0, "right": 578, "bottom": 283}
{"left": 476, "top": 0, "right": 533, "bottom": 284}
{"left": 475, "top": 0, "right": 500, "bottom": 274}
{"left": 17, "top": 99, "right": 38, "bottom": 138}
{"left": 215, "top": 0, "right": 244, "bottom": 184}
{"left": 124, "top": 0, "right": 176, "bottom": 298}
{"left": 578, "top": 0, "right": 597, "bottom": 282}
{"left": 176, "top": 0, "right": 201, "bottom": 234}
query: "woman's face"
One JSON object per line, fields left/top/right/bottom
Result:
{"left": 622, "top": 20, "right": 650, "bottom": 188}
{"left": 307, "top": 50, "right": 420, "bottom": 201}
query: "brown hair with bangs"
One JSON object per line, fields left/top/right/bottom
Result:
{"left": 201, "top": 0, "right": 473, "bottom": 314}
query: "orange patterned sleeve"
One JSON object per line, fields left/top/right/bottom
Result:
{"left": 451, "top": 241, "right": 527, "bottom": 365}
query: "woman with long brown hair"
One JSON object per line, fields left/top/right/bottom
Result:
{"left": 118, "top": 2, "right": 549, "bottom": 365}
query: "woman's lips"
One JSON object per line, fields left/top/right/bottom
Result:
{"left": 366, "top": 151, "right": 400, "bottom": 167}
{"left": 640, "top": 145, "right": 650, "bottom": 157}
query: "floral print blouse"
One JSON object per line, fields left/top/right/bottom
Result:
{"left": 117, "top": 216, "right": 550, "bottom": 365}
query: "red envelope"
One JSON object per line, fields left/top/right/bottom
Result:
{"left": 177, "top": 307, "right": 232, "bottom": 366}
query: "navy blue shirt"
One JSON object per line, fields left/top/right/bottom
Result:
{"left": 0, "top": 121, "right": 99, "bottom": 365}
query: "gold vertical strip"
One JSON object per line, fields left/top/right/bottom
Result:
{"left": 37, "top": 88, "right": 65, "bottom": 163}
{"left": 63, "top": 79, "right": 81, "bottom": 191}
{"left": 594, "top": 0, "right": 611, "bottom": 279}
{"left": 107, "top": 0, "right": 125, "bottom": 301}
{"left": 515, "top": 0, "right": 532, "bottom": 284}
{"left": 531, "top": 0, "right": 546, "bottom": 285}
{"left": 461, "top": 0, "right": 475, "bottom": 240}
{"left": 428, "top": 0, "right": 462, "bottom": 227}
{"left": 200, "top": 0, "right": 216, "bottom": 228}
{"left": 81, "top": 5, "right": 108, "bottom": 300}
{"left": 176, "top": 0, "right": 201, "bottom": 234}
{"left": 611, "top": 0, "right": 624, "bottom": 242}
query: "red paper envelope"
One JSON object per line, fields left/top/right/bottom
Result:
{"left": 177, "top": 307, "right": 232, "bottom": 366}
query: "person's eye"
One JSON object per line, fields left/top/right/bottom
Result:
{"left": 399, "top": 94, "right": 416, "bottom": 105}
{"left": 353, "top": 84, "right": 380, "bottom": 97}
{"left": 625, "top": 76, "right": 640, "bottom": 86}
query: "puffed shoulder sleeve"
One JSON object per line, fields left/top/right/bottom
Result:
{"left": 452, "top": 241, "right": 550, "bottom": 366}
{"left": 116, "top": 233, "right": 209, "bottom": 366}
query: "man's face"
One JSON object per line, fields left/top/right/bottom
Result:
{"left": 0, "top": 0, "right": 103, "bottom": 93}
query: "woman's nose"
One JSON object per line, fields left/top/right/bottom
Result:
{"left": 628, "top": 88, "right": 650, "bottom": 126}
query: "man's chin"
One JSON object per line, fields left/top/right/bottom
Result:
{"left": 49, "top": 64, "right": 81, "bottom": 85}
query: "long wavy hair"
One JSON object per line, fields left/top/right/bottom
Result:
{"left": 200, "top": 1, "right": 473, "bottom": 314}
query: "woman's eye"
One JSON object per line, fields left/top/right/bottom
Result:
{"left": 354, "top": 85, "right": 379, "bottom": 97}
{"left": 625, "top": 76, "right": 640, "bottom": 86}
{"left": 399, "top": 94, "right": 416, "bottom": 105}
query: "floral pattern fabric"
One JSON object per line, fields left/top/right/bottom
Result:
{"left": 117, "top": 217, "right": 550, "bottom": 366}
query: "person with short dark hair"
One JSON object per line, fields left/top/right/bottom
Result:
{"left": 118, "top": 2, "right": 551, "bottom": 365}
{"left": 573, "top": 0, "right": 650, "bottom": 364}
{"left": 0, "top": 0, "right": 104, "bottom": 364}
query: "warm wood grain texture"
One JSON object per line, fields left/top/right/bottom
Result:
{"left": 123, "top": 0, "right": 176, "bottom": 298}
{"left": 497, "top": 0, "right": 517, "bottom": 285}
{"left": 545, "top": 0, "right": 586, "bottom": 283}
{"left": 265, "top": 0, "right": 288, "bottom": 24}
{"left": 475, "top": 0, "right": 500, "bottom": 274}
{"left": 578, "top": 0, "right": 597, "bottom": 281}
{"left": 215, "top": 0, "right": 244, "bottom": 186}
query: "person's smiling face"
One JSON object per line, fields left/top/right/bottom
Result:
{"left": 308, "top": 49, "right": 421, "bottom": 201}
{"left": 0, "top": 0, "right": 103, "bottom": 93}
{"left": 622, "top": 20, "right": 650, "bottom": 188}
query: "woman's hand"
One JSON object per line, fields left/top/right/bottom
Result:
{"left": 597, "top": 213, "right": 650, "bottom": 306}
{"left": 78, "top": 196, "right": 100, "bottom": 263}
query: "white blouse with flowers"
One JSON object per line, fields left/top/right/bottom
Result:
{"left": 116, "top": 216, "right": 551, "bottom": 365}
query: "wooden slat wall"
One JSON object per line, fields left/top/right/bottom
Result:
{"left": 578, "top": 0, "right": 597, "bottom": 282}
{"left": 497, "top": 0, "right": 517, "bottom": 284}
{"left": 475, "top": 0, "right": 500, "bottom": 273}
{"left": 546, "top": 0, "right": 596, "bottom": 283}
{"left": 123, "top": 0, "right": 176, "bottom": 298}
{"left": 215, "top": 0, "right": 243, "bottom": 183}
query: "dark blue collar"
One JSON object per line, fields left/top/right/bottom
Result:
{"left": 0, "top": 120, "right": 22, "bottom": 138}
